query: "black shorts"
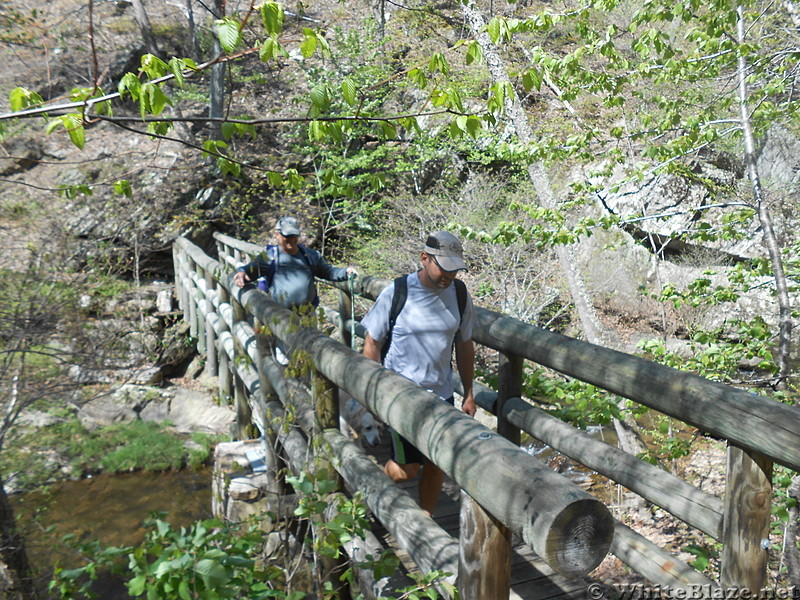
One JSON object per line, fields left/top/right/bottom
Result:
{"left": 390, "top": 396, "right": 454, "bottom": 465}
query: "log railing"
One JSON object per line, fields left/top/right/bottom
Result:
{"left": 174, "top": 232, "right": 800, "bottom": 598}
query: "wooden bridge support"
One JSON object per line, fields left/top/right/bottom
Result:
{"left": 175, "top": 234, "right": 800, "bottom": 598}
{"left": 721, "top": 445, "right": 772, "bottom": 591}
{"left": 458, "top": 491, "right": 511, "bottom": 600}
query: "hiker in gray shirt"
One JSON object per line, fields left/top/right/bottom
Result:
{"left": 233, "top": 216, "right": 357, "bottom": 309}
{"left": 361, "top": 231, "right": 476, "bottom": 516}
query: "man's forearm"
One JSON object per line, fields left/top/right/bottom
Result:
{"left": 455, "top": 339, "right": 475, "bottom": 396}
{"left": 363, "top": 333, "right": 381, "bottom": 363}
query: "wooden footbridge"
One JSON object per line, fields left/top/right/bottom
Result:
{"left": 174, "top": 233, "right": 800, "bottom": 599}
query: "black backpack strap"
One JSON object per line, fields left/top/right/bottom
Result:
{"left": 454, "top": 279, "right": 467, "bottom": 326}
{"left": 381, "top": 275, "right": 408, "bottom": 363}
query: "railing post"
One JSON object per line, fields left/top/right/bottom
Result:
{"left": 187, "top": 257, "right": 198, "bottom": 340}
{"left": 231, "top": 291, "right": 252, "bottom": 440}
{"left": 457, "top": 350, "right": 520, "bottom": 598}
{"left": 173, "top": 244, "right": 183, "bottom": 315}
{"left": 203, "top": 269, "right": 218, "bottom": 378}
{"left": 217, "top": 282, "right": 233, "bottom": 408}
{"left": 720, "top": 443, "right": 772, "bottom": 591}
{"left": 255, "top": 315, "right": 286, "bottom": 494}
{"left": 338, "top": 288, "right": 353, "bottom": 349}
{"left": 497, "top": 351, "right": 523, "bottom": 445}
{"left": 312, "top": 370, "right": 348, "bottom": 599}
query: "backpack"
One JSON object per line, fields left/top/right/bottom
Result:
{"left": 380, "top": 275, "right": 467, "bottom": 362}
{"left": 259, "top": 244, "right": 319, "bottom": 306}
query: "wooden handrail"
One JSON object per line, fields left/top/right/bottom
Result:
{"left": 197, "top": 233, "right": 800, "bottom": 594}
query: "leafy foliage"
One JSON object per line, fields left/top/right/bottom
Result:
{"left": 49, "top": 476, "right": 456, "bottom": 600}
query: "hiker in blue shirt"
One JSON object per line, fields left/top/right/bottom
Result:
{"left": 361, "top": 230, "right": 477, "bottom": 516}
{"left": 233, "top": 216, "right": 357, "bottom": 309}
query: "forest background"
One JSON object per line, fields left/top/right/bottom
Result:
{"left": 0, "top": 0, "right": 799, "bottom": 597}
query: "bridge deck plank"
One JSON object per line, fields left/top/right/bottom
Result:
{"left": 364, "top": 436, "right": 589, "bottom": 600}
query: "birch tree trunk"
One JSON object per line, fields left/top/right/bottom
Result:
{"left": 130, "top": 0, "right": 161, "bottom": 57}
{"left": 736, "top": 5, "right": 793, "bottom": 385}
{"left": 461, "top": 2, "right": 648, "bottom": 459}
{"left": 209, "top": 0, "right": 226, "bottom": 140}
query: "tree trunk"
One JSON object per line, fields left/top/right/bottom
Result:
{"left": 130, "top": 0, "right": 161, "bottom": 57}
{"left": 185, "top": 0, "right": 199, "bottom": 58}
{"left": 461, "top": 2, "right": 648, "bottom": 461}
{"left": 0, "top": 478, "right": 35, "bottom": 600}
{"left": 208, "top": 0, "right": 226, "bottom": 141}
{"left": 736, "top": 5, "right": 793, "bottom": 386}
{"left": 784, "top": 476, "right": 800, "bottom": 585}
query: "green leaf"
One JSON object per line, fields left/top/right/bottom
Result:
{"left": 168, "top": 58, "right": 187, "bottom": 88}
{"left": 309, "top": 86, "right": 330, "bottom": 113}
{"left": 221, "top": 121, "right": 235, "bottom": 141}
{"left": 260, "top": 2, "right": 285, "bottom": 36}
{"left": 48, "top": 114, "right": 85, "bottom": 149}
{"left": 194, "top": 559, "right": 231, "bottom": 587}
{"left": 342, "top": 78, "right": 357, "bottom": 106}
{"left": 487, "top": 17, "right": 501, "bottom": 43}
{"left": 522, "top": 68, "right": 541, "bottom": 91}
{"left": 118, "top": 73, "right": 141, "bottom": 100}
{"left": 114, "top": 179, "right": 132, "bottom": 197}
{"left": 178, "top": 580, "right": 192, "bottom": 600}
{"left": 260, "top": 37, "right": 288, "bottom": 61}
{"left": 128, "top": 575, "right": 147, "bottom": 596}
{"left": 9, "top": 87, "right": 44, "bottom": 111}
{"left": 140, "top": 54, "right": 168, "bottom": 79}
{"left": 300, "top": 30, "right": 318, "bottom": 58}
{"left": 215, "top": 18, "right": 242, "bottom": 54}
{"left": 465, "top": 41, "right": 482, "bottom": 65}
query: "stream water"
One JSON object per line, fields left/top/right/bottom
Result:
{"left": 12, "top": 469, "right": 212, "bottom": 598}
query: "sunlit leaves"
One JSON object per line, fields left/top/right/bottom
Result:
{"left": 202, "top": 140, "right": 241, "bottom": 177}
{"left": 308, "top": 119, "right": 345, "bottom": 143}
{"left": 46, "top": 114, "right": 85, "bottom": 149}
{"left": 341, "top": 77, "right": 357, "bottom": 107}
{"left": 114, "top": 180, "right": 132, "bottom": 198}
{"left": 449, "top": 115, "right": 483, "bottom": 139}
{"left": 9, "top": 87, "right": 44, "bottom": 112}
{"left": 215, "top": 17, "right": 242, "bottom": 54}
{"left": 69, "top": 87, "right": 112, "bottom": 116}
{"left": 407, "top": 67, "right": 428, "bottom": 88}
{"left": 521, "top": 68, "right": 542, "bottom": 92}
{"left": 140, "top": 53, "right": 169, "bottom": 79}
{"left": 221, "top": 121, "right": 256, "bottom": 142}
{"left": 168, "top": 57, "right": 197, "bottom": 88}
{"left": 58, "top": 183, "right": 93, "bottom": 199}
{"left": 139, "top": 82, "right": 172, "bottom": 118}
{"left": 259, "top": 37, "right": 288, "bottom": 62}
{"left": 301, "top": 28, "right": 330, "bottom": 59}
{"left": 259, "top": 1, "right": 285, "bottom": 36}
{"left": 465, "top": 41, "right": 483, "bottom": 65}
{"left": 428, "top": 52, "right": 450, "bottom": 75}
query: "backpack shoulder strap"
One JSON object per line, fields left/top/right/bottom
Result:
{"left": 257, "top": 245, "right": 279, "bottom": 286}
{"left": 454, "top": 279, "right": 467, "bottom": 325}
{"left": 297, "top": 244, "right": 315, "bottom": 268}
{"left": 381, "top": 275, "right": 408, "bottom": 363}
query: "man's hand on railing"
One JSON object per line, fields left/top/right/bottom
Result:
{"left": 346, "top": 267, "right": 358, "bottom": 277}
{"left": 233, "top": 271, "right": 250, "bottom": 288}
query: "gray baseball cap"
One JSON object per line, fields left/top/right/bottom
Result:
{"left": 423, "top": 231, "right": 467, "bottom": 272}
{"left": 276, "top": 216, "right": 301, "bottom": 236}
